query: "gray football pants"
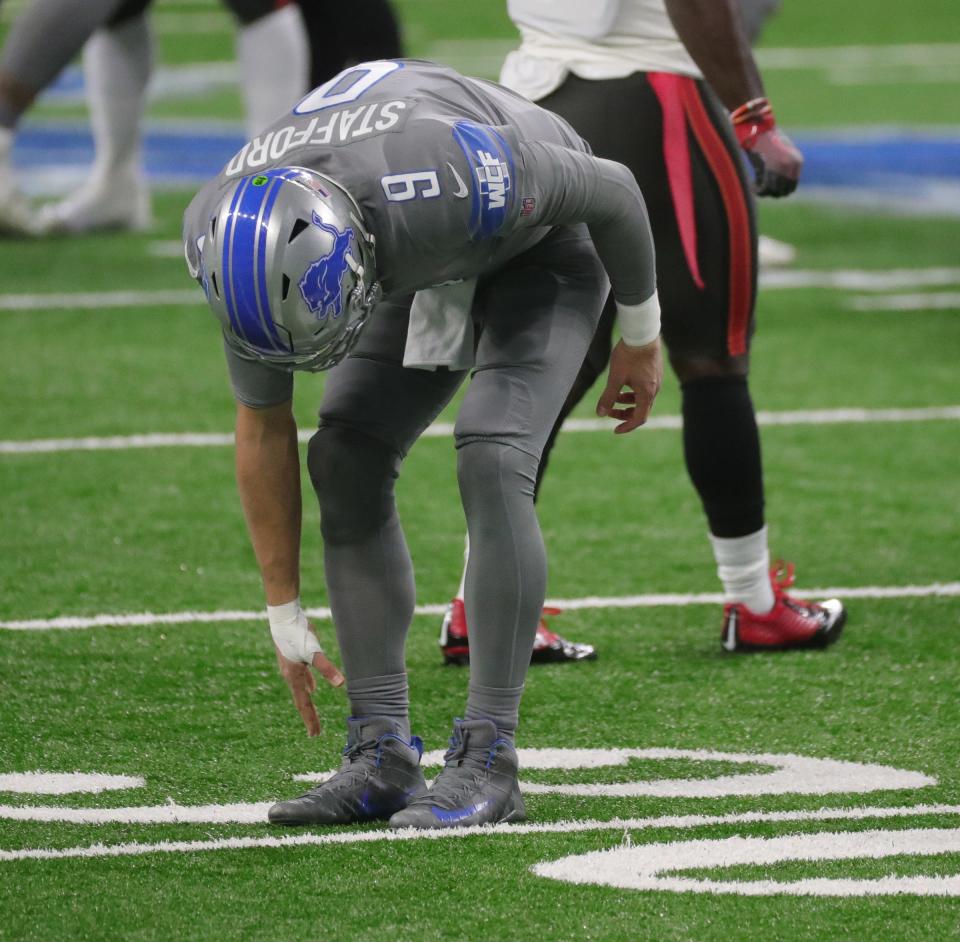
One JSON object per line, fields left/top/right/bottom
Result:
{"left": 308, "top": 226, "right": 607, "bottom": 734}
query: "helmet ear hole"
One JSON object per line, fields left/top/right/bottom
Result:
{"left": 209, "top": 214, "right": 218, "bottom": 240}
{"left": 288, "top": 218, "right": 310, "bottom": 242}
{"left": 210, "top": 271, "right": 221, "bottom": 299}
{"left": 281, "top": 274, "right": 291, "bottom": 301}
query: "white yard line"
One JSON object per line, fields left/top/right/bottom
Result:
{"left": 2, "top": 583, "right": 957, "bottom": 632}
{"left": 0, "top": 290, "right": 199, "bottom": 311}
{"left": 0, "top": 773, "right": 144, "bottom": 795}
{"left": 147, "top": 240, "right": 186, "bottom": 258}
{"left": 2, "top": 803, "right": 958, "bottom": 863}
{"left": 848, "top": 292, "right": 960, "bottom": 311}
{"left": 754, "top": 43, "right": 960, "bottom": 70}
{"left": 3, "top": 406, "right": 959, "bottom": 456}
{"left": 759, "top": 268, "right": 960, "bottom": 291}
{"left": 9, "top": 269, "right": 960, "bottom": 311}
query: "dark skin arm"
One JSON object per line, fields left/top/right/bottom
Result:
{"left": 664, "top": 0, "right": 802, "bottom": 196}
{"left": 663, "top": 0, "right": 764, "bottom": 109}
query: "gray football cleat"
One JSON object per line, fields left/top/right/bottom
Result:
{"left": 388, "top": 718, "right": 525, "bottom": 829}
{"left": 268, "top": 716, "right": 427, "bottom": 826}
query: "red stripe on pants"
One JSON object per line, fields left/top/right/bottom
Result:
{"left": 649, "top": 72, "right": 705, "bottom": 291}
{"left": 679, "top": 81, "right": 753, "bottom": 357}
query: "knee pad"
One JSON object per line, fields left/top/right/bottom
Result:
{"left": 307, "top": 425, "right": 401, "bottom": 545}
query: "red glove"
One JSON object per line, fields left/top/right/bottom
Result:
{"left": 731, "top": 97, "right": 803, "bottom": 198}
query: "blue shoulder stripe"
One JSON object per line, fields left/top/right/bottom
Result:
{"left": 451, "top": 121, "right": 515, "bottom": 240}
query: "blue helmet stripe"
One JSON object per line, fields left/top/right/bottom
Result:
{"left": 227, "top": 175, "right": 284, "bottom": 352}
{"left": 220, "top": 177, "right": 248, "bottom": 341}
{"left": 254, "top": 169, "right": 299, "bottom": 353}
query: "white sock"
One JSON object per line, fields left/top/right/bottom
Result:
{"left": 83, "top": 14, "right": 153, "bottom": 191}
{"left": 709, "top": 526, "right": 775, "bottom": 614}
{"left": 455, "top": 533, "right": 470, "bottom": 600}
{"left": 236, "top": 5, "right": 308, "bottom": 139}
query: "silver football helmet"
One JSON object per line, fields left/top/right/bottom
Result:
{"left": 198, "top": 166, "right": 380, "bottom": 371}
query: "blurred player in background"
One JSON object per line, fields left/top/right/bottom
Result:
{"left": 740, "top": 0, "right": 781, "bottom": 43}
{"left": 302, "top": 0, "right": 402, "bottom": 87}
{"left": 0, "top": 0, "right": 308, "bottom": 235}
{"left": 440, "top": 0, "right": 846, "bottom": 662}
{"left": 0, "top": 0, "right": 402, "bottom": 236}
{"left": 184, "top": 58, "right": 662, "bottom": 827}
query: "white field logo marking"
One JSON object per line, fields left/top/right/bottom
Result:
{"left": 0, "top": 749, "right": 933, "bottom": 826}
{"left": 297, "top": 747, "right": 934, "bottom": 798}
{"left": 535, "top": 828, "right": 960, "bottom": 897}
{"left": 3, "top": 748, "right": 958, "bottom": 896}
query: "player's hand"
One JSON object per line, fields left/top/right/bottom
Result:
{"left": 731, "top": 97, "right": 803, "bottom": 198}
{"left": 596, "top": 336, "right": 663, "bottom": 434}
{"left": 274, "top": 630, "right": 345, "bottom": 737}
{"left": 268, "top": 601, "right": 345, "bottom": 737}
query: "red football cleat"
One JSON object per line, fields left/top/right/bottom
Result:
{"left": 721, "top": 562, "right": 846, "bottom": 653}
{"left": 439, "top": 598, "right": 471, "bottom": 665}
{"left": 440, "top": 600, "right": 597, "bottom": 665}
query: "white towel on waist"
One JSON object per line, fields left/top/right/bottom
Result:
{"left": 402, "top": 279, "right": 477, "bottom": 371}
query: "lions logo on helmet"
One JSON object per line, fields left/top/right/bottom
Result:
{"left": 299, "top": 213, "right": 356, "bottom": 322}
{"left": 196, "top": 166, "right": 379, "bottom": 372}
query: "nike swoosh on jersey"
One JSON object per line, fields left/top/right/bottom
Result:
{"left": 447, "top": 162, "right": 469, "bottom": 199}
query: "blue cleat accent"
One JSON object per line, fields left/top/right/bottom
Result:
{"left": 268, "top": 716, "right": 427, "bottom": 826}
{"left": 388, "top": 718, "right": 525, "bottom": 830}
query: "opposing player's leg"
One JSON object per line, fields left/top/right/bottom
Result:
{"left": 530, "top": 71, "right": 843, "bottom": 650}
{"left": 228, "top": 0, "right": 308, "bottom": 136}
{"left": 438, "top": 283, "right": 609, "bottom": 667}
{"left": 38, "top": 0, "right": 153, "bottom": 234}
{"left": 269, "top": 297, "right": 465, "bottom": 826}
{"left": 298, "top": 0, "right": 403, "bottom": 88}
{"left": 392, "top": 226, "right": 606, "bottom": 829}
{"left": 650, "top": 75, "right": 844, "bottom": 650}
{"left": 0, "top": 0, "right": 129, "bottom": 235}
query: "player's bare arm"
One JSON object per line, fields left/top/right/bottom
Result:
{"left": 235, "top": 400, "right": 302, "bottom": 604}
{"left": 664, "top": 0, "right": 802, "bottom": 197}
{"left": 235, "top": 400, "right": 344, "bottom": 735}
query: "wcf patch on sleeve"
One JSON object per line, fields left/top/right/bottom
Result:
{"left": 451, "top": 121, "right": 515, "bottom": 239}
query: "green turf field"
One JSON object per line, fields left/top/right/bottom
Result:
{"left": 2, "top": 0, "right": 960, "bottom": 939}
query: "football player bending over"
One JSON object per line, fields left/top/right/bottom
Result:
{"left": 184, "top": 59, "right": 662, "bottom": 828}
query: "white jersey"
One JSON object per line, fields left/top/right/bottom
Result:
{"left": 501, "top": 0, "right": 702, "bottom": 102}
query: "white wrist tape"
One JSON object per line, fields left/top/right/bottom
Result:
{"left": 267, "top": 598, "right": 323, "bottom": 664}
{"left": 616, "top": 293, "right": 661, "bottom": 347}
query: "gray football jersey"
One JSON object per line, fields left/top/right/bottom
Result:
{"left": 183, "top": 59, "right": 655, "bottom": 404}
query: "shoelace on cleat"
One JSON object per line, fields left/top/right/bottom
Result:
{"left": 770, "top": 561, "right": 797, "bottom": 596}
{"left": 305, "top": 737, "right": 382, "bottom": 796}
{"left": 771, "top": 560, "right": 827, "bottom": 619}
{"left": 413, "top": 733, "right": 507, "bottom": 807}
